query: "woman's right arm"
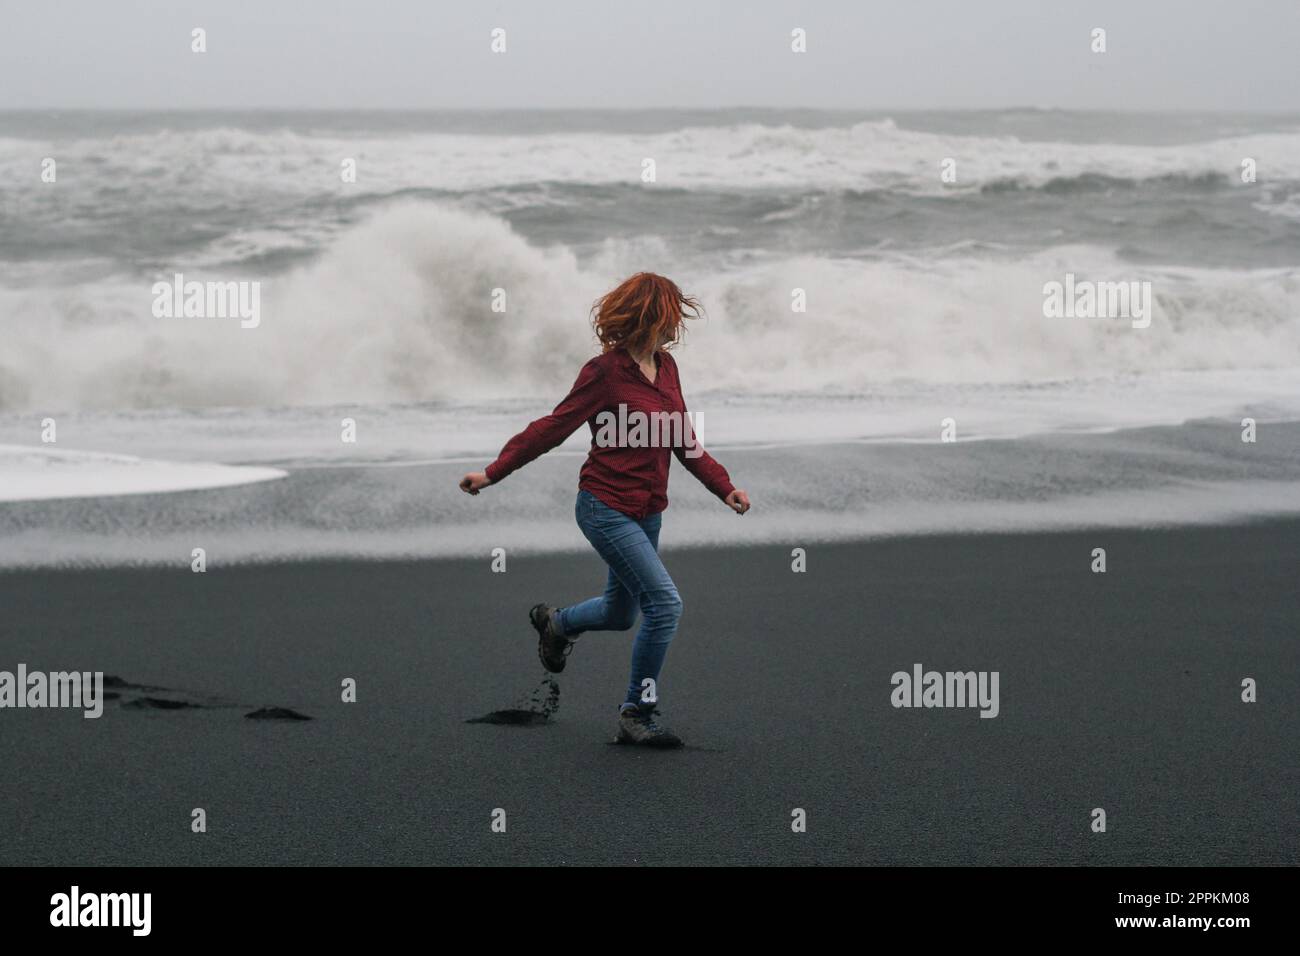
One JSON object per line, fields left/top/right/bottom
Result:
{"left": 460, "top": 358, "right": 606, "bottom": 494}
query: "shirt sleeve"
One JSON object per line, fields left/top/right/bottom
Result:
{"left": 668, "top": 358, "right": 736, "bottom": 502}
{"left": 485, "top": 358, "right": 606, "bottom": 484}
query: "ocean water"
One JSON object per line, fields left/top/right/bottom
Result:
{"left": 0, "top": 109, "right": 1298, "bottom": 562}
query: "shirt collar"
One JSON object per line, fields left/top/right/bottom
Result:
{"left": 616, "top": 348, "right": 663, "bottom": 368}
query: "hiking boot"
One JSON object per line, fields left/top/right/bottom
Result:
{"left": 530, "top": 604, "right": 575, "bottom": 673}
{"left": 616, "top": 705, "right": 684, "bottom": 748}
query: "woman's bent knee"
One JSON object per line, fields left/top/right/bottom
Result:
{"left": 641, "top": 589, "right": 682, "bottom": 637}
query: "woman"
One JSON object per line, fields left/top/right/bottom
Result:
{"left": 459, "top": 272, "right": 750, "bottom": 747}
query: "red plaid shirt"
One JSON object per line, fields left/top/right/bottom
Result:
{"left": 485, "top": 349, "right": 734, "bottom": 518}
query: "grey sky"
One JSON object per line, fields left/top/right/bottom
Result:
{"left": 1, "top": 0, "right": 1297, "bottom": 111}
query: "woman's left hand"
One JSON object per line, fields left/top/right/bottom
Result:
{"left": 459, "top": 471, "right": 492, "bottom": 495}
{"left": 725, "top": 489, "right": 751, "bottom": 515}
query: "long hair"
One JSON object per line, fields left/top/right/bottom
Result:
{"left": 590, "top": 272, "right": 701, "bottom": 356}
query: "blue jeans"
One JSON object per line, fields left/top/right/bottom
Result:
{"left": 556, "top": 490, "right": 683, "bottom": 709}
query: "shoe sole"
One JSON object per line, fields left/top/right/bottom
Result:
{"left": 615, "top": 728, "right": 685, "bottom": 749}
{"left": 529, "top": 605, "right": 567, "bottom": 674}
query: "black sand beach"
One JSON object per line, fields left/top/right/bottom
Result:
{"left": 1, "top": 520, "right": 1296, "bottom": 866}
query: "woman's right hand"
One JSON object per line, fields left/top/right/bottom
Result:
{"left": 459, "top": 471, "right": 492, "bottom": 495}
{"left": 725, "top": 489, "right": 751, "bottom": 515}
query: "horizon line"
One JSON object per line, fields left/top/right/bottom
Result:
{"left": 3, "top": 104, "right": 1299, "bottom": 115}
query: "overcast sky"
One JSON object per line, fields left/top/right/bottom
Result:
{"left": 2, "top": 0, "right": 1297, "bottom": 111}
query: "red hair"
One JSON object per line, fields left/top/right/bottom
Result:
{"left": 590, "top": 272, "right": 701, "bottom": 356}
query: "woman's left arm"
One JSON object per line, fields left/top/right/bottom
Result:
{"left": 669, "top": 358, "right": 750, "bottom": 515}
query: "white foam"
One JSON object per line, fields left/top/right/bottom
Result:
{"left": 5, "top": 120, "right": 1300, "bottom": 194}
{"left": 1, "top": 203, "right": 1298, "bottom": 414}
{"left": 0, "top": 444, "right": 286, "bottom": 502}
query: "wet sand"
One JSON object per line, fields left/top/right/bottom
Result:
{"left": 1, "top": 519, "right": 1296, "bottom": 865}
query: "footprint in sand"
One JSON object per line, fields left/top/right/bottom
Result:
{"left": 104, "top": 675, "right": 312, "bottom": 720}
{"left": 467, "top": 675, "right": 560, "bottom": 727}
